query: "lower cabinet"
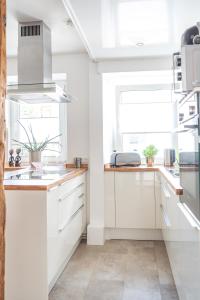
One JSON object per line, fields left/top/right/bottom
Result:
{"left": 105, "top": 171, "right": 156, "bottom": 229}
{"left": 160, "top": 176, "right": 200, "bottom": 300}
{"left": 5, "top": 173, "right": 86, "bottom": 300}
{"left": 115, "top": 172, "right": 155, "bottom": 228}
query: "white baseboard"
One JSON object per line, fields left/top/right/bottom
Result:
{"left": 105, "top": 228, "right": 163, "bottom": 241}
{"left": 87, "top": 224, "right": 105, "bottom": 245}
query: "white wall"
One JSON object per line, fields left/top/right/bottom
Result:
{"left": 7, "top": 53, "right": 89, "bottom": 164}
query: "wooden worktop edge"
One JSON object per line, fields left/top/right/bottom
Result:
{"left": 4, "top": 168, "right": 87, "bottom": 191}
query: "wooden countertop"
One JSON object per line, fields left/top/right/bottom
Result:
{"left": 104, "top": 164, "right": 183, "bottom": 196}
{"left": 3, "top": 168, "right": 87, "bottom": 191}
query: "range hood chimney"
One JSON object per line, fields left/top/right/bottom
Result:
{"left": 7, "top": 21, "right": 75, "bottom": 103}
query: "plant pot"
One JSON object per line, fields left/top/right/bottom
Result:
{"left": 146, "top": 157, "right": 154, "bottom": 167}
{"left": 29, "top": 151, "right": 42, "bottom": 163}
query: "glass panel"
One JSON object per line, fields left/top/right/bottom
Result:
{"left": 12, "top": 103, "right": 61, "bottom": 157}
{"left": 122, "top": 133, "right": 172, "bottom": 159}
{"left": 120, "top": 90, "right": 172, "bottom": 104}
{"left": 119, "top": 102, "right": 173, "bottom": 132}
{"left": 20, "top": 103, "right": 59, "bottom": 119}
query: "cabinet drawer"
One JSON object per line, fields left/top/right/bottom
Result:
{"left": 59, "top": 174, "right": 85, "bottom": 198}
{"left": 57, "top": 207, "right": 83, "bottom": 275}
{"left": 58, "top": 188, "right": 85, "bottom": 232}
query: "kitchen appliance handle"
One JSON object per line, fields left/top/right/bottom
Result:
{"left": 177, "top": 202, "right": 200, "bottom": 231}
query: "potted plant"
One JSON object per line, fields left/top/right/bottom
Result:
{"left": 143, "top": 144, "right": 158, "bottom": 167}
{"left": 13, "top": 121, "right": 61, "bottom": 163}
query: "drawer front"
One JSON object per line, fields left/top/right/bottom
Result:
{"left": 59, "top": 174, "right": 85, "bottom": 198}
{"left": 59, "top": 207, "right": 82, "bottom": 261}
{"left": 58, "top": 188, "right": 85, "bottom": 232}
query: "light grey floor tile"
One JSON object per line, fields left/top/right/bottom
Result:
{"left": 123, "top": 287, "right": 162, "bottom": 300}
{"left": 84, "top": 280, "right": 124, "bottom": 300}
{"left": 155, "top": 242, "right": 175, "bottom": 286}
{"left": 49, "top": 283, "right": 86, "bottom": 300}
{"left": 49, "top": 240, "right": 179, "bottom": 300}
{"left": 91, "top": 252, "right": 127, "bottom": 281}
{"left": 160, "top": 284, "right": 179, "bottom": 300}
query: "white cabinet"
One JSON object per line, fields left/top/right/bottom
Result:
{"left": 115, "top": 172, "right": 155, "bottom": 229}
{"left": 104, "top": 172, "right": 115, "bottom": 227}
{"left": 5, "top": 173, "right": 86, "bottom": 300}
{"left": 154, "top": 172, "right": 162, "bottom": 229}
{"left": 47, "top": 174, "right": 86, "bottom": 289}
{"left": 160, "top": 176, "right": 200, "bottom": 300}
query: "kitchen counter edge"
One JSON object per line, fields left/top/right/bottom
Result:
{"left": 4, "top": 168, "right": 87, "bottom": 191}
{"left": 104, "top": 164, "right": 183, "bottom": 196}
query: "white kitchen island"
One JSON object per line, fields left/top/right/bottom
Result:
{"left": 4, "top": 167, "right": 87, "bottom": 300}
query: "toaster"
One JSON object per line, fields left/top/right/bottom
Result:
{"left": 110, "top": 152, "right": 141, "bottom": 167}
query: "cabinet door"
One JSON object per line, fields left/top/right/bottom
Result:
{"left": 160, "top": 177, "right": 200, "bottom": 300}
{"left": 155, "top": 172, "right": 162, "bottom": 229}
{"left": 115, "top": 172, "right": 155, "bottom": 229}
{"left": 104, "top": 172, "right": 115, "bottom": 227}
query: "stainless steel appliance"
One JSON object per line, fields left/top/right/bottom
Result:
{"left": 110, "top": 152, "right": 141, "bottom": 167}
{"left": 178, "top": 91, "right": 200, "bottom": 220}
{"left": 7, "top": 21, "right": 75, "bottom": 103}
{"left": 173, "top": 22, "right": 200, "bottom": 94}
{"left": 164, "top": 149, "right": 176, "bottom": 167}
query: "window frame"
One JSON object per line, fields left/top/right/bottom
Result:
{"left": 115, "top": 84, "right": 175, "bottom": 156}
{"left": 7, "top": 75, "right": 68, "bottom": 163}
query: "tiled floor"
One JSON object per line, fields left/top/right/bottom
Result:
{"left": 49, "top": 240, "right": 179, "bottom": 300}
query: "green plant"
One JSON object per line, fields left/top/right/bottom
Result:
{"left": 143, "top": 144, "right": 158, "bottom": 159}
{"left": 13, "top": 120, "right": 62, "bottom": 153}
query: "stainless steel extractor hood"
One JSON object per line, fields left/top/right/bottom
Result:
{"left": 7, "top": 21, "right": 75, "bottom": 103}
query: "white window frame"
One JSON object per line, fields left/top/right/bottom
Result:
{"left": 7, "top": 74, "right": 68, "bottom": 163}
{"left": 115, "top": 83, "right": 175, "bottom": 155}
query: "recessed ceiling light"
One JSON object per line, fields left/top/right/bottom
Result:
{"left": 136, "top": 42, "right": 144, "bottom": 47}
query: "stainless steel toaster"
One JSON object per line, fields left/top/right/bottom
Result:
{"left": 110, "top": 152, "right": 141, "bottom": 167}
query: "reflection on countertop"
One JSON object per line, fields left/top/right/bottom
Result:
{"left": 3, "top": 166, "right": 87, "bottom": 191}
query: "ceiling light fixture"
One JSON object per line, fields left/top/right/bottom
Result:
{"left": 136, "top": 42, "right": 144, "bottom": 47}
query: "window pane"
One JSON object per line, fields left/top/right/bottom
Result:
{"left": 19, "top": 119, "right": 59, "bottom": 143}
{"left": 12, "top": 103, "right": 61, "bottom": 158}
{"left": 121, "top": 90, "right": 172, "bottom": 104}
{"left": 119, "top": 102, "right": 173, "bottom": 132}
{"left": 20, "top": 103, "right": 59, "bottom": 119}
{"left": 122, "top": 133, "right": 172, "bottom": 158}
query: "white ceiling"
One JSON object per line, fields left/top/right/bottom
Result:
{"left": 7, "top": 0, "right": 86, "bottom": 57}
{"left": 63, "top": 0, "right": 200, "bottom": 60}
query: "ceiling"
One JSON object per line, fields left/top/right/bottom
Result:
{"left": 63, "top": 0, "right": 200, "bottom": 60}
{"left": 7, "top": 0, "right": 86, "bottom": 57}
{"left": 7, "top": 0, "right": 200, "bottom": 61}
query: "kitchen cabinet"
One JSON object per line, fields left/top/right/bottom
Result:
{"left": 154, "top": 172, "right": 162, "bottom": 229}
{"left": 115, "top": 172, "right": 155, "bottom": 228}
{"left": 160, "top": 176, "right": 200, "bottom": 300}
{"left": 104, "top": 172, "right": 115, "bottom": 227}
{"left": 5, "top": 173, "right": 86, "bottom": 300}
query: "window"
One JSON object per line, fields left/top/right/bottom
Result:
{"left": 117, "top": 87, "right": 174, "bottom": 161}
{"left": 7, "top": 76, "right": 67, "bottom": 163}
